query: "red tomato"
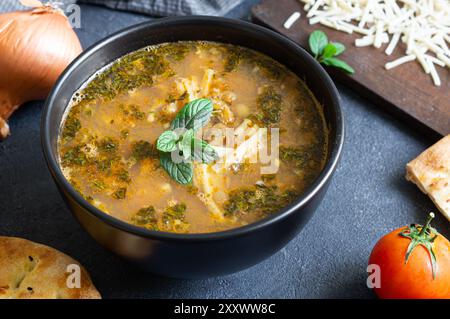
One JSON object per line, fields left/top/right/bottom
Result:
{"left": 369, "top": 213, "right": 450, "bottom": 299}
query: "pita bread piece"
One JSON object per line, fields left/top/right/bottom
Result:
{"left": 0, "top": 236, "right": 101, "bottom": 299}
{"left": 406, "top": 135, "right": 450, "bottom": 221}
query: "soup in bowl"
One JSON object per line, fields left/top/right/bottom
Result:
{"left": 42, "top": 17, "right": 343, "bottom": 278}
{"left": 58, "top": 41, "right": 328, "bottom": 234}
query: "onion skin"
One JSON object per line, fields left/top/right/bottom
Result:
{"left": 0, "top": 7, "right": 82, "bottom": 139}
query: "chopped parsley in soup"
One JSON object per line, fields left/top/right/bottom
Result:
{"left": 58, "top": 41, "right": 328, "bottom": 234}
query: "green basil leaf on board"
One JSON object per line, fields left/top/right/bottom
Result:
{"left": 308, "top": 30, "right": 354, "bottom": 74}
{"left": 171, "top": 98, "right": 213, "bottom": 131}
{"left": 322, "top": 57, "right": 355, "bottom": 74}
{"left": 332, "top": 42, "right": 346, "bottom": 56}
{"left": 156, "top": 130, "right": 178, "bottom": 152}
{"left": 159, "top": 152, "right": 193, "bottom": 185}
{"left": 321, "top": 43, "right": 338, "bottom": 59}
{"left": 192, "top": 138, "right": 219, "bottom": 164}
{"left": 308, "top": 30, "right": 328, "bottom": 57}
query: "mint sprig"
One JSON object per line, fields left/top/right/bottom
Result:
{"left": 156, "top": 130, "right": 178, "bottom": 152}
{"left": 308, "top": 30, "right": 355, "bottom": 74}
{"left": 179, "top": 128, "right": 194, "bottom": 160}
{"left": 192, "top": 138, "right": 218, "bottom": 163}
{"left": 156, "top": 98, "right": 219, "bottom": 184}
{"left": 159, "top": 152, "right": 193, "bottom": 185}
{"left": 171, "top": 98, "right": 213, "bottom": 131}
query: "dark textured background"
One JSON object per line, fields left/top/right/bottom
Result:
{"left": 0, "top": 2, "right": 447, "bottom": 298}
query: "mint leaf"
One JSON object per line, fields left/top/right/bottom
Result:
{"left": 322, "top": 57, "right": 355, "bottom": 74}
{"left": 157, "top": 98, "right": 217, "bottom": 184}
{"left": 309, "top": 30, "right": 328, "bottom": 57}
{"left": 332, "top": 42, "right": 345, "bottom": 56}
{"left": 178, "top": 129, "right": 194, "bottom": 160}
{"left": 192, "top": 138, "right": 219, "bottom": 164}
{"left": 309, "top": 30, "right": 354, "bottom": 75}
{"left": 321, "top": 43, "right": 337, "bottom": 59}
{"left": 159, "top": 152, "right": 193, "bottom": 184}
{"left": 171, "top": 98, "right": 213, "bottom": 131}
{"left": 156, "top": 130, "right": 178, "bottom": 152}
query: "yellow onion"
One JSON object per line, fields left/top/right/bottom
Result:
{"left": 0, "top": 1, "right": 82, "bottom": 139}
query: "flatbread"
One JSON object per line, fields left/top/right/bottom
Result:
{"left": 406, "top": 135, "right": 450, "bottom": 221}
{"left": 0, "top": 236, "right": 101, "bottom": 299}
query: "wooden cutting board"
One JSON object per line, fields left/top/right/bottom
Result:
{"left": 252, "top": 0, "right": 449, "bottom": 137}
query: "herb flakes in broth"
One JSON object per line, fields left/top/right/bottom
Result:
{"left": 58, "top": 41, "right": 328, "bottom": 234}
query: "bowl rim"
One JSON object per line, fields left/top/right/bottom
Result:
{"left": 41, "top": 16, "right": 344, "bottom": 242}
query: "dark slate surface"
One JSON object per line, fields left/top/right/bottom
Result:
{"left": 0, "top": 3, "right": 448, "bottom": 299}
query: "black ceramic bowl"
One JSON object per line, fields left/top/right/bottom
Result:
{"left": 41, "top": 16, "right": 344, "bottom": 279}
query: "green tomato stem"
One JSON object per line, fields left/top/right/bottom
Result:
{"left": 419, "top": 212, "right": 435, "bottom": 236}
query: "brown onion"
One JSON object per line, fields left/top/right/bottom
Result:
{"left": 0, "top": 1, "right": 82, "bottom": 139}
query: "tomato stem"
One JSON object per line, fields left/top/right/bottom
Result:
{"left": 419, "top": 212, "right": 435, "bottom": 236}
{"left": 400, "top": 212, "right": 438, "bottom": 279}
